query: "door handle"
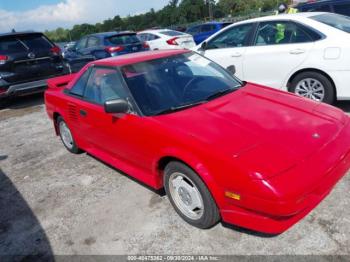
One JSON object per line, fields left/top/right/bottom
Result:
{"left": 289, "top": 49, "right": 305, "bottom": 55}
{"left": 79, "top": 109, "right": 87, "bottom": 117}
{"left": 231, "top": 52, "right": 242, "bottom": 57}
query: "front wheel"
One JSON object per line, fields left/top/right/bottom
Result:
{"left": 289, "top": 72, "right": 335, "bottom": 104}
{"left": 164, "top": 161, "right": 220, "bottom": 229}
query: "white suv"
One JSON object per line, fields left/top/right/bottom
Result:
{"left": 195, "top": 12, "right": 350, "bottom": 104}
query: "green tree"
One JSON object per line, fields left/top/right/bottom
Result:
{"left": 45, "top": 0, "right": 282, "bottom": 42}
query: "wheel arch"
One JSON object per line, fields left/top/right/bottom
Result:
{"left": 155, "top": 155, "right": 210, "bottom": 186}
{"left": 53, "top": 112, "right": 62, "bottom": 135}
{"left": 286, "top": 68, "right": 337, "bottom": 98}
{"left": 153, "top": 152, "right": 224, "bottom": 208}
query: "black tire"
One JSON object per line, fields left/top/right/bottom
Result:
{"left": 0, "top": 98, "right": 11, "bottom": 109}
{"left": 57, "top": 116, "right": 82, "bottom": 154}
{"left": 164, "top": 161, "right": 220, "bottom": 229}
{"left": 289, "top": 71, "right": 335, "bottom": 104}
{"left": 0, "top": 100, "right": 7, "bottom": 109}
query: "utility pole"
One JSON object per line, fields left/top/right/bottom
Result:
{"left": 208, "top": 0, "right": 213, "bottom": 20}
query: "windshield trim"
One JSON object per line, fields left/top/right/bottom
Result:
{"left": 119, "top": 52, "right": 244, "bottom": 117}
{"left": 121, "top": 52, "right": 244, "bottom": 85}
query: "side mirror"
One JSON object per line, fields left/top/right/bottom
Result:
{"left": 200, "top": 41, "right": 207, "bottom": 50}
{"left": 226, "top": 65, "right": 236, "bottom": 75}
{"left": 104, "top": 99, "right": 129, "bottom": 114}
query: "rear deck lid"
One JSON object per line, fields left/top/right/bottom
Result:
{"left": 160, "top": 30, "right": 196, "bottom": 48}
{"left": 0, "top": 33, "right": 62, "bottom": 84}
{"left": 106, "top": 33, "right": 143, "bottom": 53}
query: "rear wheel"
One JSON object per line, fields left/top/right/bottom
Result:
{"left": 0, "top": 97, "right": 12, "bottom": 109}
{"left": 57, "top": 116, "right": 81, "bottom": 154}
{"left": 164, "top": 161, "right": 220, "bottom": 229}
{"left": 290, "top": 71, "right": 335, "bottom": 104}
{"left": 0, "top": 100, "right": 8, "bottom": 109}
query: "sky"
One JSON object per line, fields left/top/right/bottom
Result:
{"left": 0, "top": 0, "right": 169, "bottom": 32}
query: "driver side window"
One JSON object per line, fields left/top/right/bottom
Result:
{"left": 75, "top": 37, "right": 87, "bottom": 50}
{"left": 86, "top": 36, "right": 100, "bottom": 48}
{"left": 207, "top": 24, "right": 253, "bottom": 49}
{"left": 84, "top": 67, "right": 129, "bottom": 105}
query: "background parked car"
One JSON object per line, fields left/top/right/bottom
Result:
{"left": 0, "top": 31, "right": 67, "bottom": 104}
{"left": 64, "top": 31, "right": 149, "bottom": 72}
{"left": 195, "top": 12, "right": 350, "bottom": 104}
{"left": 61, "top": 41, "right": 75, "bottom": 58}
{"left": 137, "top": 29, "right": 196, "bottom": 50}
{"left": 174, "top": 26, "right": 187, "bottom": 32}
{"left": 297, "top": 0, "right": 350, "bottom": 16}
{"left": 186, "top": 22, "right": 232, "bottom": 45}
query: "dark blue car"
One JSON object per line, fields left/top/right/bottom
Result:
{"left": 297, "top": 0, "right": 350, "bottom": 16}
{"left": 186, "top": 22, "right": 232, "bottom": 45}
{"left": 64, "top": 31, "right": 149, "bottom": 72}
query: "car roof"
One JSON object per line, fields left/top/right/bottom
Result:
{"left": 88, "top": 31, "right": 135, "bottom": 38}
{"left": 0, "top": 31, "right": 43, "bottom": 38}
{"left": 139, "top": 29, "right": 174, "bottom": 33}
{"left": 297, "top": 0, "right": 348, "bottom": 7}
{"left": 139, "top": 29, "right": 187, "bottom": 36}
{"left": 234, "top": 12, "right": 326, "bottom": 24}
{"left": 203, "top": 21, "right": 226, "bottom": 25}
{"left": 92, "top": 49, "right": 190, "bottom": 67}
{"left": 188, "top": 21, "right": 225, "bottom": 28}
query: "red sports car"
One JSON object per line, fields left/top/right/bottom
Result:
{"left": 45, "top": 49, "right": 350, "bottom": 234}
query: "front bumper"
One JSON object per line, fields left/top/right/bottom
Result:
{"left": 221, "top": 119, "right": 350, "bottom": 234}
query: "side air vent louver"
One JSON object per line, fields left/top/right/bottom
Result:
{"left": 67, "top": 103, "right": 78, "bottom": 121}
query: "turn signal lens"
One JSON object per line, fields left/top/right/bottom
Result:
{"left": 225, "top": 191, "right": 241, "bottom": 200}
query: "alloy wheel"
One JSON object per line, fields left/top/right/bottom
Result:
{"left": 168, "top": 172, "right": 204, "bottom": 220}
{"left": 59, "top": 121, "right": 74, "bottom": 150}
{"left": 294, "top": 78, "right": 325, "bottom": 102}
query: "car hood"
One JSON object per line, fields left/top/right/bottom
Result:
{"left": 154, "top": 83, "right": 347, "bottom": 179}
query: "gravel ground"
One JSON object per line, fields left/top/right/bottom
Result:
{"left": 0, "top": 94, "right": 350, "bottom": 257}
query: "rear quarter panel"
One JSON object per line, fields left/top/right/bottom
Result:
{"left": 44, "top": 72, "right": 82, "bottom": 126}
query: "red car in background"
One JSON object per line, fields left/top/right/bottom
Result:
{"left": 45, "top": 49, "right": 350, "bottom": 234}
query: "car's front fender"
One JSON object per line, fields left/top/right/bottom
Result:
{"left": 152, "top": 147, "right": 226, "bottom": 209}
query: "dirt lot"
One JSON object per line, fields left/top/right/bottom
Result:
{"left": 1, "top": 94, "right": 350, "bottom": 256}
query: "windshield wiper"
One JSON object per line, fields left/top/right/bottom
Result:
{"left": 153, "top": 87, "right": 239, "bottom": 116}
{"left": 154, "top": 101, "right": 206, "bottom": 116}
{"left": 205, "top": 87, "right": 237, "bottom": 101}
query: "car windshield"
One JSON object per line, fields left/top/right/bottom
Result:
{"left": 19, "top": 34, "right": 53, "bottom": 50}
{"left": 0, "top": 37, "right": 27, "bottom": 54}
{"left": 311, "top": 13, "right": 350, "bottom": 33}
{"left": 0, "top": 34, "right": 52, "bottom": 54}
{"left": 121, "top": 52, "right": 242, "bottom": 116}
{"left": 159, "top": 30, "right": 185, "bottom": 36}
{"left": 107, "top": 34, "right": 140, "bottom": 45}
